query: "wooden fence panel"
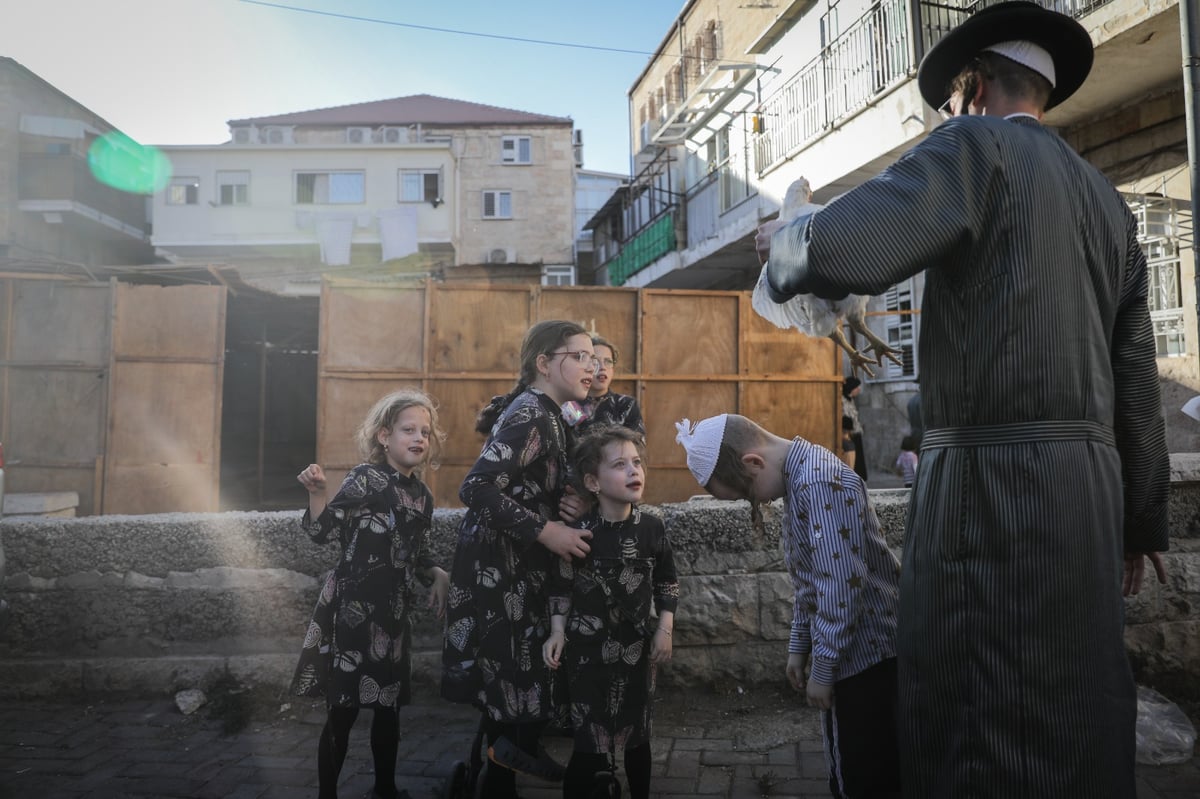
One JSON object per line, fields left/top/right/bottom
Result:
{"left": 319, "top": 280, "right": 838, "bottom": 509}
{"left": 103, "top": 284, "right": 225, "bottom": 514}
{"left": 322, "top": 283, "right": 426, "bottom": 373}
{"left": 0, "top": 278, "right": 112, "bottom": 514}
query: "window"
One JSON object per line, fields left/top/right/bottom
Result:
{"left": 167, "top": 177, "right": 199, "bottom": 205}
{"left": 1145, "top": 238, "right": 1186, "bottom": 357}
{"left": 295, "top": 171, "right": 365, "bottom": 204}
{"left": 399, "top": 169, "right": 441, "bottom": 203}
{"left": 482, "top": 190, "right": 513, "bottom": 219}
{"left": 716, "top": 124, "right": 750, "bottom": 212}
{"left": 542, "top": 265, "right": 575, "bottom": 286}
{"left": 881, "top": 279, "right": 918, "bottom": 379}
{"left": 501, "top": 136, "right": 531, "bottom": 164}
{"left": 216, "top": 170, "right": 250, "bottom": 206}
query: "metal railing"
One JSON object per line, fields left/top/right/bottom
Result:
{"left": 755, "top": 0, "right": 1120, "bottom": 174}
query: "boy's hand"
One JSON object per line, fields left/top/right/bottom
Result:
{"left": 786, "top": 653, "right": 807, "bottom": 691}
{"left": 427, "top": 567, "right": 449, "bottom": 619}
{"left": 806, "top": 676, "right": 834, "bottom": 710}
{"left": 297, "top": 464, "right": 326, "bottom": 494}
{"left": 651, "top": 628, "right": 673, "bottom": 663}
{"left": 542, "top": 631, "right": 565, "bottom": 669}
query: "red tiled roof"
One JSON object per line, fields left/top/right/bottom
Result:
{"left": 229, "top": 94, "right": 572, "bottom": 127}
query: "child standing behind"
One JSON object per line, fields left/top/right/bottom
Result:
{"left": 543, "top": 425, "right": 678, "bottom": 799}
{"left": 293, "top": 389, "right": 450, "bottom": 799}
{"left": 441, "top": 320, "right": 596, "bottom": 799}
{"left": 894, "top": 436, "right": 918, "bottom": 488}
{"left": 676, "top": 414, "right": 901, "bottom": 799}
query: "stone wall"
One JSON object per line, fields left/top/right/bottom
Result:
{"left": 1, "top": 460, "right": 1198, "bottom": 699}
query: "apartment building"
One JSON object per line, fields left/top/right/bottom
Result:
{"left": 0, "top": 57, "right": 154, "bottom": 271}
{"left": 151, "top": 94, "right": 577, "bottom": 294}
{"left": 593, "top": 0, "right": 1195, "bottom": 471}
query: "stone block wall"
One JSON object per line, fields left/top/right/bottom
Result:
{"left": 1, "top": 464, "right": 1197, "bottom": 699}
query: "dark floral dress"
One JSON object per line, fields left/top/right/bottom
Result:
{"left": 291, "top": 463, "right": 436, "bottom": 709}
{"left": 577, "top": 392, "right": 645, "bottom": 436}
{"left": 441, "top": 388, "right": 573, "bottom": 723}
{"left": 549, "top": 508, "right": 678, "bottom": 754}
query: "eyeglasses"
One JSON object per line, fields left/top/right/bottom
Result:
{"left": 551, "top": 350, "right": 600, "bottom": 369}
{"left": 596, "top": 358, "right": 615, "bottom": 368}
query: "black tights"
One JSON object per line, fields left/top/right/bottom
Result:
{"left": 317, "top": 706, "right": 400, "bottom": 799}
{"left": 562, "top": 742, "right": 652, "bottom": 799}
{"left": 482, "top": 718, "right": 547, "bottom": 799}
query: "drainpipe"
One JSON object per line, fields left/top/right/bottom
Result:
{"left": 1181, "top": 0, "right": 1200, "bottom": 301}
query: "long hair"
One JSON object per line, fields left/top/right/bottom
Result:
{"left": 475, "top": 320, "right": 588, "bottom": 433}
{"left": 571, "top": 424, "right": 646, "bottom": 494}
{"left": 706, "top": 414, "right": 772, "bottom": 532}
{"left": 357, "top": 388, "right": 445, "bottom": 478}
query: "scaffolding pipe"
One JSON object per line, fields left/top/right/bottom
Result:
{"left": 1182, "top": 0, "right": 1200, "bottom": 312}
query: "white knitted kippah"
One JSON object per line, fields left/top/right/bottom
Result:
{"left": 675, "top": 415, "right": 729, "bottom": 487}
{"left": 982, "top": 40, "right": 1057, "bottom": 88}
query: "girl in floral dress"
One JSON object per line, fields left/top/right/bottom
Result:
{"left": 441, "top": 320, "right": 597, "bottom": 799}
{"left": 543, "top": 425, "right": 679, "bottom": 799}
{"left": 293, "top": 389, "right": 449, "bottom": 799}
{"left": 576, "top": 335, "right": 645, "bottom": 437}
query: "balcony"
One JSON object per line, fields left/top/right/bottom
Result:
{"left": 18, "top": 153, "right": 149, "bottom": 240}
{"left": 752, "top": 0, "right": 1163, "bottom": 177}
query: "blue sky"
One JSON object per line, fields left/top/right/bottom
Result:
{"left": 2, "top": 0, "right": 686, "bottom": 176}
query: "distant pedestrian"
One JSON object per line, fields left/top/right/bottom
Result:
{"left": 292, "top": 389, "right": 449, "bottom": 799}
{"left": 544, "top": 424, "right": 678, "bottom": 799}
{"left": 676, "top": 414, "right": 901, "bottom": 799}
{"left": 894, "top": 436, "right": 918, "bottom": 488}
{"left": 906, "top": 390, "right": 923, "bottom": 450}
{"left": 840, "top": 415, "right": 857, "bottom": 471}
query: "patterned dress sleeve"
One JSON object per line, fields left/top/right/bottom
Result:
{"left": 548, "top": 555, "right": 574, "bottom": 618}
{"left": 412, "top": 480, "right": 438, "bottom": 586}
{"left": 1112, "top": 210, "right": 1171, "bottom": 553}
{"left": 651, "top": 518, "right": 679, "bottom": 615}
{"left": 458, "top": 399, "right": 558, "bottom": 548}
{"left": 624, "top": 397, "right": 646, "bottom": 436}
{"left": 300, "top": 464, "right": 378, "bottom": 545}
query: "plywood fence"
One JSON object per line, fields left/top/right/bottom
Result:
{"left": 318, "top": 279, "right": 839, "bottom": 508}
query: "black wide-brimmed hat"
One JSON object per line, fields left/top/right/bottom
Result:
{"left": 917, "top": 1, "right": 1094, "bottom": 111}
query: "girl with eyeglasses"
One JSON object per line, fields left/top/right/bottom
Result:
{"left": 577, "top": 335, "right": 646, "bottom": 438}
{"left": 441, "top": 320, "right": 596, "bottom": 798}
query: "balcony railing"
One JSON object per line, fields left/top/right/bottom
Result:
{"left": 606, "top": 215, "right": 677, "bottom": 286}
{"left": 19, "top": 153, "right": 149, "bottom": 234}
{"left": 754, "top": 0, "right": 1119, "bottom": 174}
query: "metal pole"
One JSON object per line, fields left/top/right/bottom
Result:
{"left": 1182, "top": 0, "right": 1200, "bottom": 296}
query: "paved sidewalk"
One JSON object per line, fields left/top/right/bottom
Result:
{"left": 0, "top": 686, "right": 1197, "bottom": 798}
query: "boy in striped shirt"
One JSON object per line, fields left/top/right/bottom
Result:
{"left": 676, "top": 414, "right": 901, "bottom": 799}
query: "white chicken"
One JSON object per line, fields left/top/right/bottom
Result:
{"left": 751, "top": 177, "right": 903, "bottom": 378}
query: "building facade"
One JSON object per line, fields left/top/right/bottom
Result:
{"left": 592, "top": 0, "right": 1195, "bottom": 474}
{"left": 151, "top": 94, "right": 577, "bottom": 293}
{"left": 0, "top": 58, "right": 154, "bottom": 272}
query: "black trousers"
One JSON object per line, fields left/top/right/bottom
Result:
{"left": 822, "top": 658, "right": 901, "bottom": 799}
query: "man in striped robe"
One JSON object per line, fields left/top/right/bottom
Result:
{"left": 756, "top": 3, "right": 1170, "bottom": 796}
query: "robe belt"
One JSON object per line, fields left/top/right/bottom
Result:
{"left": 921, "top": 419, "right": 1114, "bottom": 450}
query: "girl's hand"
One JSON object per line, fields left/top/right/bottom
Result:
{"left": 297, "top": 464, "right": 326, "bottom": 494}
{"left": 558, "top": 486, "right": 591, "bottom": 523}
{"left": 542, "top": 631, "right": 565, "bottom": 669}
{"left": 427, "top": 567, "right": 449, "bottom": 619}
{"left": 650, "top": 627, "right": 673, "bottom": 663}
{"left": 537, "top": 521, "right": 592, "bottom": 561}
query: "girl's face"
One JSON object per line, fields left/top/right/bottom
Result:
{"left": 537, "top": 332, "right": 595, "bottom": 404}
{"left": 585, "top": 439, "right": 645, "bottom": 513}
{"left": 589, "top": 344, "right": 615, "bottom": 398}
{"left": 377, "top": 405, "right": 432, "bottom": 476}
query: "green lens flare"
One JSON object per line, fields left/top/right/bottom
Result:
{"left": 87, "top": 132, "right": 172, "bottom": 195}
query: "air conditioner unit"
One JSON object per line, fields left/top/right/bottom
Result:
{"left": 232, "top": 126, "right": 256, "bottom": 144}
{"left": 380, "top": 126, "right": 409, "bottom": 144}
{"left": 346, "top": 126, "right": 373, "bottom": 144}
{"left": 486, "top": 247, "right": 516, "bottom": 265}
{"left": 261, "top": 126, "right": 293, "bottom": 145}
